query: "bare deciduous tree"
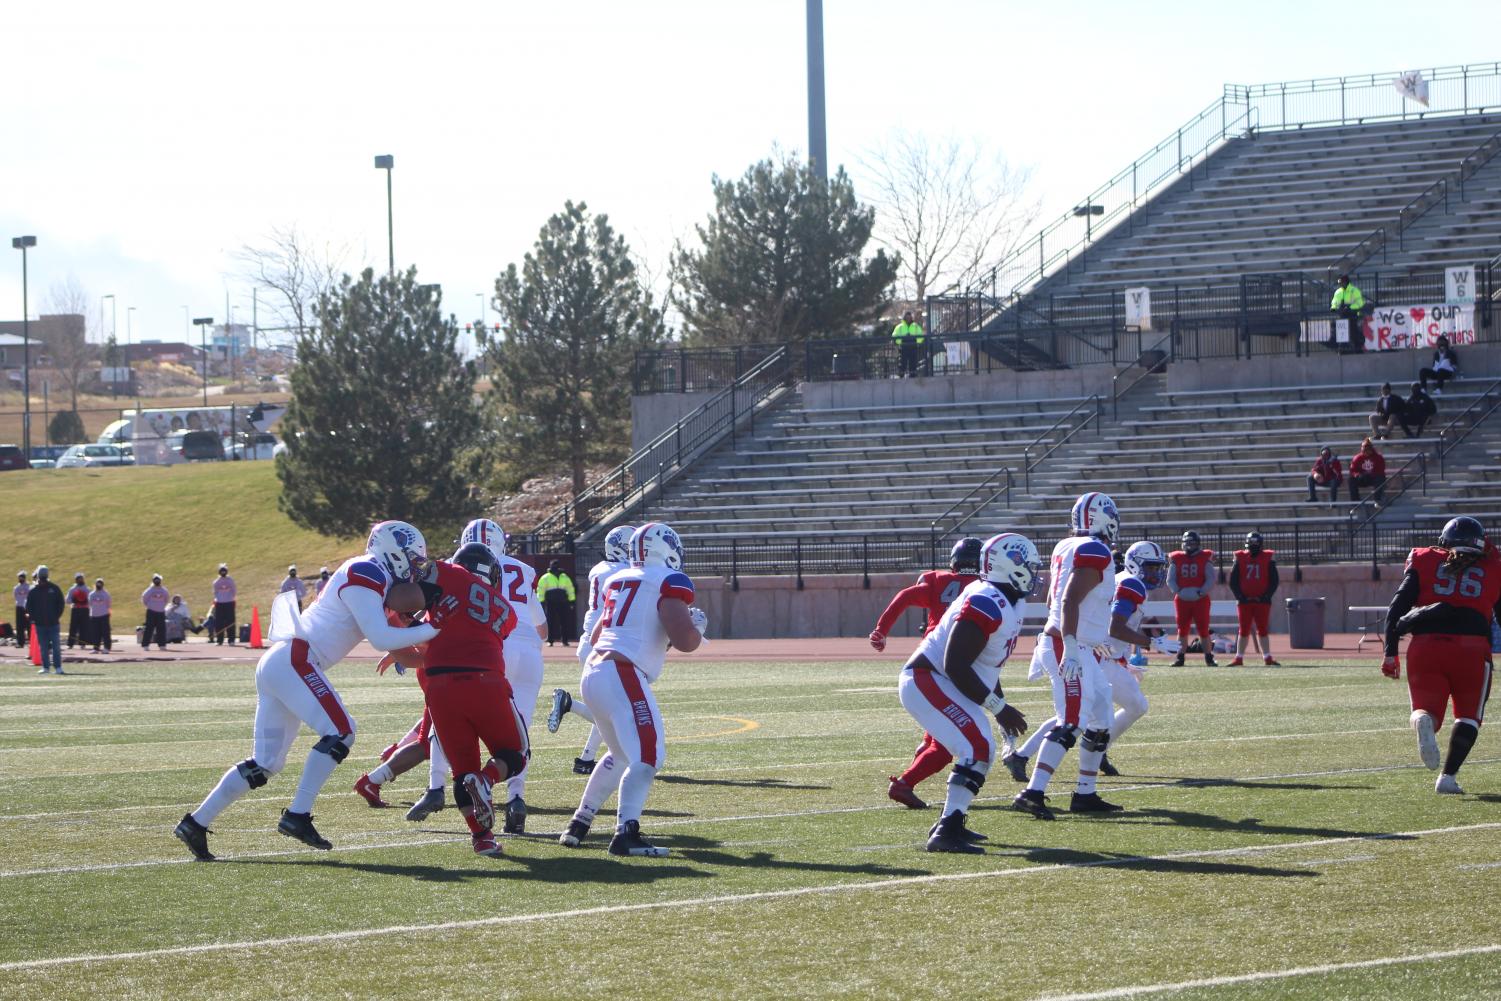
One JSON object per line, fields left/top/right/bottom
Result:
{"left": 232, "top": 225, "right": 347, "bottom": 339}
{"left": 42, "top": 276, "right": 95, "bottom": 411}
{"left": 858, "top": 132, "right": 1038, "bottom": 305}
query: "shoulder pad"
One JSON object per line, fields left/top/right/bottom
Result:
{"left": 660, "top": 571, "right": 695, "bottom": 602}
{"left": 1116, "top": 577, "right": 1148, "bottom": 600}
{"left": 344, "top": 560, "right": 389, "bottom": 593}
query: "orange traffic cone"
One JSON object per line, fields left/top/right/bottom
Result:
{"left": 249, "top": 606, "right": 264, "bottom": 649}
{"left": 28, "top": 628, "right": 41, "bottom": 666}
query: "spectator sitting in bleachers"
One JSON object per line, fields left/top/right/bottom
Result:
{"left": 1368, "top": 382, "right": 1404, "bottom": 440}
{"left": 1400, "top": 381, "right": 1437, "bottom": 438}
{"left": 1349, "top": 437, "right": 1387, "bottom": 504}
{"left": 1307, "top": 445, "right": 1342, "bottom": 504}
{"left": 1419, "top": 335, "right": 1458, "bottom": 396}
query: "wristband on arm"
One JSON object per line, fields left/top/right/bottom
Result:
{"left": 982, "top": 692, "right": 1006, "bottom": 715}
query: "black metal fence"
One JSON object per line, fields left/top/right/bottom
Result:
{"left": 631, "top": 346, "right": 780, "bottom": 395}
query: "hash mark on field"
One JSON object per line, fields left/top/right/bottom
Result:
{"left": 1, "top": 822, "right": 1497, "bottom": 971}
{"left": 1455, "top": 860, "right": 1501, "bottom": 871}
{"left": 1294, "top": 854, "right": 1375, "bottom": 867}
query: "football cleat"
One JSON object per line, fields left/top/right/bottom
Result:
{"left": 1263, "top": 657, "right": 1280, "bottom": 666}
{"left": 503, "top": 795, "right": 527, "bottom": 835}
{"left": 405, "top": 787, "right": 446, "bottom": 821}
{"left": 547, "top": 688, "right": 572, "bottom": 733}
{"left": 353, "top": 774, "right": 388, "bottom": 808}
{"left": 1012, "top": 790, "right": 1055, "bottom": 820}
{"left": 464, "top": 773, "right": 495, "bottom": 831}
{"left": 1069, "top": 792, "right": 1124, "bottom": 814}
{"left": 1228, "top": 656, "right": 1245, "bottom": 667}
{"left": 1204, "top": 653, "right": 1218, "bottom": 667}
{"left": 1435, "top": 773, "right": 1464, "bottom": 795}
{"left": 559, "top": 818, "right": 591, "bottom": 848}
{"left": 1001, "top": 751, "right": 1030, "bottom": 783}
{"left": 378, "top": 742, "right": 400, "bottom": 763}
{"left": 472, "top": 833, "right": 504, "bottom": 857}
{"left": 1099, "top": 754, "right": 1120, "bottom": 777}
{"left": 1412, "top": 711, "right": 1442, "bottom": 770}
{"left": 925, "top": 811, "right": 985, "bottom": 854}
{"left": 277, "top": 809, "right": 332, "bottom": 850}
{"left": 886, "top": 777, "right": 928, "bottom": 810}
{"left": 608, "top": 820, "right": 669, "bottom": 857}
{"left": 573, "top": 757, "right": 597, "bottom": 775}
{"left": 173, "top": 813, "right": 215, "bottom": 862}
{"left": 1172, "top": 653, "right": 1186, "bottom": 667}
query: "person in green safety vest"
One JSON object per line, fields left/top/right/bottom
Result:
{"left": 892, "top": 310, "right": 926, "bottom": 378}
{"left": 537, "top": 560, "right": 577, "bottom": 646}
{"left": 1331, "top": 274, "right": 1366, "bottom": 352}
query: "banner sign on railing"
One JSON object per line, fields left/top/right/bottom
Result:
{"left": 1446, "top": 265, "right": 1478, "bottom": 304}
{"left": 1365, "top": 303, "right": 1476, "bottom": 349}
{"left": 1124, "top": 287, "right": 1153, "bottom": 331}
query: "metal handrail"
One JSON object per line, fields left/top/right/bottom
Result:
{"left": 1346, "top": 452, "right": 1426, "bottom": 534}
{"left": 928, "top": 468, "right": 1013, "bottom": 544}
{"left": 1111, "top": 330, "right": 1175, "bottom": 420}
{"left": 1022, "top": 394, "right": 1102, "bottom": 492}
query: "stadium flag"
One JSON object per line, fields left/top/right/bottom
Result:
{"left": 28, "top": 627, "right": 40, "bottom": 666}
{"left": 249, "top": 605, "right": 265, "bottom": 649}
{"left": 1394, "top": 70, "right": 1430, "bottom": 106}
{"left": 1446, "top": 266, "right": 1477, "bottom": 305}
{"left": 1124, "top": 287, "right": 1152, "bottom": 330}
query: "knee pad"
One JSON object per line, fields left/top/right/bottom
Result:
{"left": 1046, "top": 724, "right": 1078, "bottom": 750}
{"left": 236, "top": 758, "right": 271, "bottom": 788}
{"left": 313, "top": 733, "right": 353, "bottom": 763}
{"left": 948, "top": 762, "right": 987, "bottom": 795}
{"left": 488, "top": 749, "right": 527, "bottom": 779}
{"left": 453, "top": 777, "right": 472, "bottom": 809}
{"left": 1082, "top": 728, "right": 1111, "bottom": 753}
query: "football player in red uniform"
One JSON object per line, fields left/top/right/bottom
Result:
{"left": 1228, "top": 532, "right": 1280, "bottom": 666}
{"left": 869, "top": 538, "right": 982, "bottom": 810}
{"left": 1384, "top": 517, "right": 1499, "bottom": 794}
{"left": 1168, "top": 531, "right": 1217, "bottom": 666}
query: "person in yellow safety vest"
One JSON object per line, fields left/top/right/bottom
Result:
{"left": 892, "top": 310, "right": 926, "bottom": 378}
{"left": 1331, "top": 274, "right": 1366, "bottom": 352}
{"left": 537, "top": 560, "right": 577, "bottom": 646}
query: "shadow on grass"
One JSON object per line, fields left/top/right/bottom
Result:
{"left": 1115, "top": 775, "right": 1372, "bottom": 792}
{"left": 1100, "top": 806, "right": 1407, "bottom": 842}
{"left": 656, "top": 775, "right": 831, "bottom": 791}
{"left": 233, "top": 854, "right": 716, "bottom": 886}
{"left": 980, "top": 844, "right": 1317, "bottom": 878}
{"left": 665, "top": 833, "right": 931, "bottom": 878}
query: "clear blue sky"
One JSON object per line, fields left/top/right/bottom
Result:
{"left": 1, "top": 0, "right": 1496, "bottom": 346}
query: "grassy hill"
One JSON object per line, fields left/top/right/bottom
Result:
{"left": 4, "top": 462, "right": 360, "bottom": 623}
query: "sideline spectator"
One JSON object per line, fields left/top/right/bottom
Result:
{"left": 1400, "top": 381, "right": 1437, "bottom": 438}
{"left": 537, "top": 560, "right": 577, "bottom": 646}
{"left": 141, "top": 574, "right": 170, "bottom": 651}
{"left": 891, "top": 310, "right": 927, "bottom": 378}
{"left": 1228, "top": 532, "right": 1280, "bottom": 667}
{"left": 27, "top": 567, "right": 65, "bottom": 674}
{"left": 1330, "top": 274, "right": 1366, "bottom": 351}
{"left": 166, "top": 594, "right": 198, "bottom": 642}
{"left": 315, "top": 566, "right": 332, "bottom": 596}
{"left": 1368, "top": 382, "right": 1404, "bottom": 440}
{"left": 1349, "top": 437, "right": 1387, "bottom": 504}
{"left": 211, "top": 563, "right": 236, "bottom": 646}
{"left": 89, "top": 578, "right": 112, "bottom": 653}
{"left": 1307, "top": 446, "right": 1343, "bottom": 504}
{"left": 279, "top": 565, "right": 307, "bottom": 604}
{"left": 66, "top": 573, "right": 90, "bottom": 649}
{"left": 13, "top": 571, "right": 30, "bottom": 649}
{"left": 1419, "top": 335, "right": 1458, "bottom": 395}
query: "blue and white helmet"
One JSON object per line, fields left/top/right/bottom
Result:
{"left": 981, "top": 532, "right": 1041, "bottom": 596}
{"left": 1123, "top": 540, "right": 1167, "bottom": 588}
{"left": 604, "top": 525, "right": 635, "bottom": 564}
{"left": 459, "top": 518, "right": 506, "bottom": 562}
{"left": 1069, "top": 492, "right": 1120, "bottom": 544}
{"left": 367, "top": 520, "right": 430, "bottom": 583}
{"left": 631, "top": 522, "right": 684, "bottom": 569}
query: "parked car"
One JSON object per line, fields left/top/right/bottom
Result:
{"left": 168, "top": 429, "right": 224, "bottom": 462}
{"left": 0, "top": 444, "right": 26, "bottom": 471}
{"left": 27, "top": 445, "right": 67, "bottom": 470}
{"left": 56, "top": 444, "right": 133, "bottom": 469}
{"left": 222, "top": 432, "right": 279, "bottom": 461}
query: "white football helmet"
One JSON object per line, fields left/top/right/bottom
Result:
{"left": 367, "top": 520, "right": 431, "bottom": 583}
{"left": 1069, "top": 491, "right": 1121, "bottom": 544}
{"left": 631, "top": 522, "right": 684, "bottom": 569}
{"left": 1123, "top": 540, "right": 1167, "bottom": 588}
{"left": 604, "top": 525, "right": 635, "bottom": 564}
{"left": 459, "top": 518, "right": 506, "bottom": 562}
{"left": 980, "top": 532, "right": 1041, "bottom": 596}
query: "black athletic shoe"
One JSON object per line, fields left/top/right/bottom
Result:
{"left": 608, "top": 819, "right": 669, "bottom": 857}
{"left": 1099, "top": 753, "right": 1120, "bottom": 777}
{"left": 925, "top": 811, "right": 985, "bottom": 853}
{"left": 277, "top": 809, "right": 332, "bottom": 849}
{"left": 1171, "top": 653, "right": 1186, "bottom": 667}
{"left": 1069, "top": 791, "right": 1124, "bottom": 814}
{"left": 559, "top": 818, "right": 591, "bottom": 848}
{"left": 405, "top": 787, "right": 445, "bottom": 821}
{"left": 1012, "top": 790, "right": 1055, "bottom": 821}
{"left": 173, "top": 813, "right": 215, "bottom": 861}
{"left": 547, "top": 688, "right": 571, "bottom": 733}
{"left": 573, "top": 757, "right": 597, "bottom": 775}
{"left": 503, "top": 796, "right": 527, "bottom": 835}
{"left": 1001, "top": 751, "right": 1030, "bottom": 783}
{"left": 1204, "top": 653, "right": 1218, "bottom": 667}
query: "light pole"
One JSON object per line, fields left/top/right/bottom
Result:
{"left": 1073, "top": 202, "right": 1104, "bottom": 242}
{"left": 127, "top": 306, "right": 138, "bottom": 413}
{"left": 374, "top": 154, "right": 394, "bottom": 273}
{"left": 193, "top": 317, "right": 214, "bottom": 407}
{"left": 102, "top": 293, "right": 116, "bottom": 398}
{"left": 11, "top": 236, "right": 36, "bottom": 460}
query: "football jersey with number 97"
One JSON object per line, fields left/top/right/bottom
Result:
{"left": 591, "top": 565, "right": 696, "bottom": 682}
{"left": 419, "top": 560, "right": 514, "bottom": 676}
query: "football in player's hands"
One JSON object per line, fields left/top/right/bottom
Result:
{"left": 385, "top": 582, "right": 426, "bottom": 618}
{"left": 688, "top": 606, "right": 708, "bottom": 634}
{"left": 868, "top": 629, "right": 886, "bottom": 652}
{"left": 1381, "top": 655, "right": 1400, "bottom": 679}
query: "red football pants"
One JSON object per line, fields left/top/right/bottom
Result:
{"left": 424, "top": 670, "right": 528, "bottom": 777}
{"left": 1236, "top": 601, "right": 1270, "bottom": 635}
{"left": 1406, "top": 634, "right": 1494, "bottom": 727}
{"left": 1175, "top": 595, "right": 1212, "bottom": 637}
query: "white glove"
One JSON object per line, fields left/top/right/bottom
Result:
{"left": 1060, "top": 635, "right": 1082, "bottom": 681}
{"left": 1178, "top": 586, "right": 1203, "bottom": 602}
{"left": 688, "top": 606, "right": 708, "bottom": 635}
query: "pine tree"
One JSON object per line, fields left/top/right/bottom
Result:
{"left": 673, "top": 154, "right": 898, "bottom": 345}
{"left": 488, "top": 201, "right": 666, "bottom": 494}
{"left": 276, "top": 268, "right": 482, "bottom": 539}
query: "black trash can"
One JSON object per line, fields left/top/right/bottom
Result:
{"left": 1285, "top": 597, "right": 1326, "bottom": 649}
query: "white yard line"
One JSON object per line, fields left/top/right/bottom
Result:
{"left": 1035, "top": 943, "right": 1501, "bottom": 1000}
{"left": 0, "top": 821, "right": 1496, "bottom": 972}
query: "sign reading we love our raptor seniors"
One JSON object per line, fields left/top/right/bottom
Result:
{"left": 1362, "top": 303, "right": 1475, "bottom": 351}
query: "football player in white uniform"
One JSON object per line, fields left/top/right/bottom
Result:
{"left": 174, "top": 521, "right": 441, "bottom": 860}
{"left": 548, "top": 524, "right": 634, "bottom": 773}
{"left": 899, "top": 532, "right": 1039, "bottom": 852}
{"left": 1013, "top": 493, "right": 1125, "bottom": 821}
{"left": 559, "top": 522, "right": 705, "bottom": 857}
{"left": 1003, "top": 539, "right": 1163, "bottom": 782}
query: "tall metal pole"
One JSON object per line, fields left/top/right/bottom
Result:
{"left": 806, "top": 0, "right": 827, "bottom": 184}
{"left": 20, "top": 247, "right": 31, "bottom": 460}
{"left": 375, "top": 155, "right": 395, "bottom": 274}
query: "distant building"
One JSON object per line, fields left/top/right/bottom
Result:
{"left": 0, "top": 314, "right": 83, "bottom": 368}
{"left": 126, "top": 341, "right": 203, "bottom": 365}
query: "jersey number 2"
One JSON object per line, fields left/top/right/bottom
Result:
{"left": 503, "top": 566, "right": 529, "bottom": 604}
